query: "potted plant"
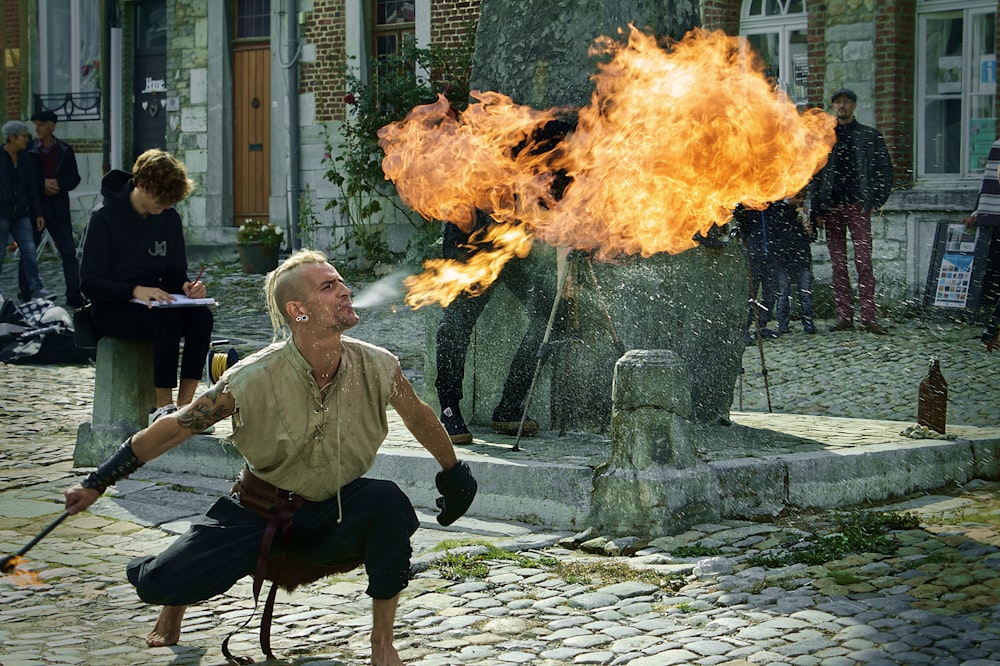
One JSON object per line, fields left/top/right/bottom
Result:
{"left": 236, "top": 218, "right": 283, "bottom": 274}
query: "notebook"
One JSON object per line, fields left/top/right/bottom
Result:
{"left": 129, "top": 294, "right": 218, "bottom": 308}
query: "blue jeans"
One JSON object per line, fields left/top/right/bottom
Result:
{"left": 0, "top": 216, "right": 44, "bottom": 300}
{"left": 775, "top": 265, "right": 815, "bottom": 329}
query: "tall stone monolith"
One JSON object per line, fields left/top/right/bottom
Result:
{"left": 425, "top": 0, "right": 748, "bottom": 433}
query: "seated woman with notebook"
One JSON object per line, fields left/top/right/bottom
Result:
{"left": 80, "top": 149, "right": 214, "bottom": 423}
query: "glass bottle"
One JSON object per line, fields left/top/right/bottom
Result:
{"left": 917, "top": 358, "right": 947, "bottom": 434}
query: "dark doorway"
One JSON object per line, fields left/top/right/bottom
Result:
{"left": 133, "top": 0, "right": 167, "bottom": 161}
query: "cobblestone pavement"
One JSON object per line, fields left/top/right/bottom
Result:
{"left": 1, "top": 255, "right": 1000, "bottom": 665}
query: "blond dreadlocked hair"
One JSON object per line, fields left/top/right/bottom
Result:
{"left": 263, "top": 248, "right": 329, "bottom": 340}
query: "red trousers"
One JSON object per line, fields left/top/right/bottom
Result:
{"left": 822, "top": 202, "right": 877, "bottom": 323}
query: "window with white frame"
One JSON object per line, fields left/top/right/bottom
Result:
{"left": 372, "top": 0, "right": 415, "bottom": 59}
{"left": 917, "top": 1, "right": 996, "bottom": 179}
{"left": 740, "top": 0, "right": 809, "bottom": 107}
{"left": 38, "top": 0, "right": 101, "bottom": 96}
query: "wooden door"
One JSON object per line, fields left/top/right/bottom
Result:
{"left": 233, "top": 44, "right": 270, "bottom": 225}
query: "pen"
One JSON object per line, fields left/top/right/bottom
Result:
{"left": 194, "top": 264, "right": 207, "bottom": 284}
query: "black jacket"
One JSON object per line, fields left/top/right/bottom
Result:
{"left": 733, "top": 200, "right": 812, "bottom": 272}
{"left": 80, "top": 169, "right": 191, "bottom": 305}
{"left": 29, "top": 137, "right": 81, "bottom": 226}
{"left": 0, "top": 148, "right": 43, "bottom": 220}
{"left": 812, "top": 119, "right": 894, "bottom": 213}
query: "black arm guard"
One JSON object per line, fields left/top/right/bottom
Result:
{"left": 81, "top": 438, "right": 143, "bottom": 494}
{"left": 435, "top": 461, "right": 477, "bottom": 526}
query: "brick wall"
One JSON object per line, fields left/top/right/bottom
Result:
{"left": 299, "top": 0, "right": 483, "bottom": 254}
{"left": 302, "top": 0, "right": 480, "bottom": 123}
{"left": 701, "top": 0, "right": 739, "bottom": 36}
{"left": 301, "top": 0, "right": 347, "bottom": 122}
{"left": 430, "top": 0, "right": 480, "bottom": 50}
{"left": 874, "top": 1, "right": 914, "bottom": 186}
{"left": 1, "top": 0, "right": 25, "bottom": 120}
{"left": 805, "top": 3, "right": 827, "bottom": 110}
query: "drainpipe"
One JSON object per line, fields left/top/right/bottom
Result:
{"left": 284, "top": 0, "right": 301, "bottom": 250}
{"left": 103, "top": 1, "right": 121, "bottom": 172}
{"left": 110, "top": 18, "right": 122, "bottom": 170}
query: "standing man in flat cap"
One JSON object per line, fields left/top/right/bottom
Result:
{"left": 811, "top": 88, "right": 894, "bottom": 335}
{"left": 19, "top": 109, "right": 85, "bottom": 307}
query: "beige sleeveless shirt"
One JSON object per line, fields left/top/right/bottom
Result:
{"left": 220, "top": 336, "right": 399, "bottom": 501}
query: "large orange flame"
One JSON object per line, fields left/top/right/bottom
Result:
{"left": 403, "top": 223, "right": 534, "bottom": 308}
{"left": 379, "top": 26, "right": 836, "bottom": 308}
{"left": 380, "top": 92, "right": 557, "bottom": 233}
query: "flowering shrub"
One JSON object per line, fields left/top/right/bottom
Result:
{"left": 322, "top": 23, "right": 475, "bottom": 266}
{"left": 236, "top": 218, "right": 284, "bottom": 250}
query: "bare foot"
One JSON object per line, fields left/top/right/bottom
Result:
{"left": 371, "top": 639, "right": 403, "bottom": 666}
{"left": 145, "top": 605, "right": 187, "bottom": 647}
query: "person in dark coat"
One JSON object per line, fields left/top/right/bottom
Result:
{"left": 18, "top": 110, "right": 84, "bottom": 307}
{"left": 770, "top": 192, "right": 817, "bottom": 335}
{"left": 435, "top": 211, "right": 555, "bottom": 441}
{"left": 811, "top": 88, "right": 894, "bottom": 335}
{"left": 434, "top": 119, "right": 571, "bottom": 443}
{"left": 963, "top": 142, "right": 1000, "bottom": 350}
{"left": 0, "top": 120, "right": 47, "bottom": 300}
{"left": 732, "top": 203, "right": 780, "bottom": 343}
{"left": 80, "top": 149, "right": 213, "bottom": 417}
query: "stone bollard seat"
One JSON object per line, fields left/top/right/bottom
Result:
{"left": 590, "top": 349, "right": 722, "bottom": 537}
{"left": 92, "top": 337, "right": 155, "bottom": 428}
{"left": 74, "top": 337, "right": 155, "bottom": 466}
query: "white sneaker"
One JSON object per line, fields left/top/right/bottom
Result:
{"left": 148, "top": 404, "right": 178, "bottom": 426}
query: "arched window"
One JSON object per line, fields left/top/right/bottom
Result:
{"left": 740, "top": 0, "right": 809, "bottom": 107}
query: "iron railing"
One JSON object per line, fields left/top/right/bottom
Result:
{"left": 32, "top": 92, "right": 101, "bottom": 121}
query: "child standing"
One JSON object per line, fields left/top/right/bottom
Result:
{"left": 772, "top": 192, "right": 816, "bottom": 334}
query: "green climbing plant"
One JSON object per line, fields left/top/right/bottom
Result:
{"left": 323, "top": 23, "right": 476, "bottom": 267}
{"left": 297, "top": 183, "right": 321, "bottom": 249}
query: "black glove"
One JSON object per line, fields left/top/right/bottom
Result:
{"left": 435, "top": 461, "right": 477, "bottom": 526}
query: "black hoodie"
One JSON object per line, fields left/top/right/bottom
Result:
{"left": 80, "top": 169, "right": 190, "bottom": 305}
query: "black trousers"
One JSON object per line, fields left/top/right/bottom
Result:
{"left": 977, "top": 227, "right": 1000, "bottom": 324}
{"left": 18, "top": 203, "right": 82, "bottom": 302}
{"left": 93, "top": 302, "right": 213, "bottom": 389}
{"left": 435, "top": 252, "right": 553, "bottom": 416}
{"left": 743, "top": 241, "right": 776, "bottom": 329}
{"left": 126, "top": 477, "right": 419, "bottom": 606}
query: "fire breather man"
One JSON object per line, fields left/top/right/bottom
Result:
{"left": 64, "top": 249, "right": 477, "bottom": 666}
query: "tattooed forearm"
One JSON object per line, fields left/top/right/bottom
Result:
{"left": 175, "top": 383, "right": 234, "bottom": 432}
{"left": 176, "top": 402, "right": 230, "bottom": 432}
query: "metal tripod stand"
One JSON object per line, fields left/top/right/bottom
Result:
{"left": 739, "top": 261, "right": 773, "bottom": 413}
{"left": 513, "top": 247, "right": 625, "bottom": 451}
